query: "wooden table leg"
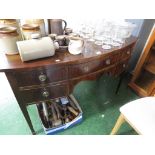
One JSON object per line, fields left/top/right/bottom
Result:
{"left": 115, "top": 71, "right": 126, "bottom": 94}
{"left": 5, "top": 73, "right": 36, "bottom": 135}
{"left": 18, "top": 103, "right": 36, "bottom": 135}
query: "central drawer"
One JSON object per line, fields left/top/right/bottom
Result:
{"left": 19, "top": 82, "right": 69, "bottom": 104}
{"left": 68, "top": 53, "right": 119, "bottom": 78}
{"left": 13, "top": 65, "right": 68, "bottom": 87}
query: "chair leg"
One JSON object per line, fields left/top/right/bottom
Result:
{"left": 110, "top": 114, "right": 125, "bottom": 135}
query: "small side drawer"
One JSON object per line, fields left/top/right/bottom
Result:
{"left": 19, "top": 83, "right": 69, "bottom": 104}
{"left": 68, "top": 53, "right": 119, "bottom": 78}
{"left": 13, "top": 66, "right": 68, "bottom": 87}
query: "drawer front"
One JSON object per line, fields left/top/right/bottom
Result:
{"left": 19, "top": 83, "right": 69, "bottom": 104}
{"left": 68, "top": 53, "right": 119, "bottom": 78}
{"left": 13, "top": 66, "right": 68, "bottom": 87}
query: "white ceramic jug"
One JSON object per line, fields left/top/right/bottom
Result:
{"left": 0, "top": 27, "right": 20, "bottom": 55}
{"left": 0, "top": 19, "right": 22, "bottom": 40}
{"left": 68, "top": 37, "right": 84, "bottom": 55}
{"left": 24, "top": 19, "right": 46, "bottom": 37}
{"left": 17, "top": 36, "right": 59, "bottom": 62}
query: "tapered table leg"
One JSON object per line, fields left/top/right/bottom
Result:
{"left": 18, "top": 103, "right": 36, "bottom": 135}
{"left": 115, "top": 71, "right": 126, "bottom": 94}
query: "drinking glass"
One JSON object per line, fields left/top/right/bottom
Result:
{"left": 101, "top": 20, "right": 114, "bottom": 49}
{"left": 112, "top": 22, "right": 136, "bottom": 44}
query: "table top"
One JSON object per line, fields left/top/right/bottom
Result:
{"left": 0, "top": 36, "right": 137, "bottom": 72}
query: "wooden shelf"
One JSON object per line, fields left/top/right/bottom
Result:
{"left": 130, "top": 27, "right": 155, "bottom": 97}
{"left": 128, "top": 82, "right": 148, "bottom": 97}
{"left": 135, "top": 70, "right": 155, "bottom": 93}
{"left": 144, "top": 63, "right": 155, "bottom": 74}
{"left": 144, "top": 50, "right": 155, "bottom": 74}
{"left": 152, "top": 45, "right": 155, "bottom": 50}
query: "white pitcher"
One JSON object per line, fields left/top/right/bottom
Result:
{"left": 23, "top": 19, "right": 46, "bottom": 37}
{"left": 68, "top": 37, "right": 84, "bottom": 55}
{"left": 0, "top": 27, "right": 20, "bottom": 55}
{"left": 0, "top": 19, "right": 22, "bottom": 39}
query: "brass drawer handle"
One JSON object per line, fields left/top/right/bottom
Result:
{"left": 123, "top": 64, "right": 126, "bottom": 68}
{"left": 39, "top": 74, "right": 47, "bottom": 82}
{"left": 105, "top": 59, "right": 111, "bottom": 65}
{"left": 127, "top": 51, "right": 130, "bottom": 55}
{"left": 42, "top": 90, "right": 49, "bottom": 98}
{"left": 84, "top": 66, "right": 89, "bottom": 72}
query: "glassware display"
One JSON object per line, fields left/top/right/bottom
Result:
{"left": 75, "top": 19, "right": 136, "bottom": 51}
{"left": 112, "top": 22, "right": 136, "bottom": 44}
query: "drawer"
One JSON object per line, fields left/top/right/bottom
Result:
{"left": 68, "top": 53, "right": 119, "bottom": 78}
{"left": 19, "top": 83, "right": 69, "bottom": 104}
{"left": 13, "top": 66, "right": 68, "bottom": 87}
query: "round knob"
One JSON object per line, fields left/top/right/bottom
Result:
{"left": 127, "top": 51, "right": 130, "bottom": 55}
{"left": 39, "top": 74, "right": 47, "bottom": 82}
{"left": 42, "top": 91, "right": 49, "bottom": 98}
{"left": 84, "top": 66, "right": 89, "bottom": 72}
{"left": 123, "top": 64, "right": 126, "bottom": 68}
{"left": 105, "top": 59, "right": 111, "bottom": 65}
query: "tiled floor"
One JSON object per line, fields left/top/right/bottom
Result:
{"left": 0, "top": 72, "right": 139, "bottom": 135}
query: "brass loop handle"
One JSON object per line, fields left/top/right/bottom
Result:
{"left": 123, "top": 64, "right": 126, "bottom": 68}
{"left": 84, "top": 66, "right": 89, "bottom": 72}
{"left": 39, "top": 74, "right": 47, "bottom": 82}
{"left": 42, "top": 90, "right": 49, "bottom": 98}
{"left": 105, "top": 59, "right": 111, "bottom": 65}
{"left": 127, "top": 51, "right": 130, "bottom": 55}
